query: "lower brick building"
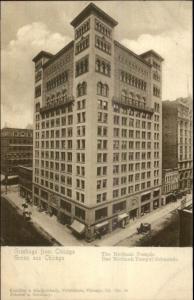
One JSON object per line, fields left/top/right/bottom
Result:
{"left": 1, "top": 128, "right": 33, "bottom": 177}
{"left": 18, "top": 165, "right": 33, "bottom": 203}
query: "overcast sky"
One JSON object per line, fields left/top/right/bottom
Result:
{"left": 1, "top": 1, "right": 192, "bottom": 128}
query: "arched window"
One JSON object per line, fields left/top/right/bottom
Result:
{"left": 82, "top": 82, "right": 87, "bottom": 95}
{"left": 104, "top": 84, "right": 109, "bottom": 97}
{"left": 77, "top": 84, "right": 81, "bottom": 97}
{"left": 107, "top": 64, "right": 111, "bottom": 76}
{"left": 96, "top": 59, "right": 100, "bottom": 72}
{"left": 97, "top": 82, "right": 102, "bottom": 95}
{"left": 101, "top": 62, "right": 106, "bottom": 74}
{"left": 80, "top": 61, "right": 84, "bottom": 74}
{"left": 77, "top": 82, "right": 87, "bottom": 97}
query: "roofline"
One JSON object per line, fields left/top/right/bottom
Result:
{"left": 71, "top": 2, "right": 118, "bottom": 28}
{"left": 43, "top": 41, "right": 74, "bottom": 69}
{"left": 32, "top": 51, "right": 53, "bottom": 63}
{"left": 1, "top": 127, "right": 33, "bottom": 131}
{"left": 140, "top": 50, "right": 164, "bottom": 62}
{"left": 114, "top": 41, "right": 152, "bottom": 67}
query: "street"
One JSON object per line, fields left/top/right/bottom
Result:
{"left": 1, "top": 185, "right": 192, "bottom": 247}
{"left": 1, "top": 196, "right": 54, "bottom": 246}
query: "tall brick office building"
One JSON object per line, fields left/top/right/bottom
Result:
{"left": 162, "top": 98, "right": 192, "bottom": 192}
{"left": 32, "top": 3, "right": 163, "bottom": 241}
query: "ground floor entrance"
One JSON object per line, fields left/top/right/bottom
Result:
{"left": 141, "top": 203, "right": 151, "bottom": 215}
{"left": 153, "top": 199, "right": 160, "bottom": 209}
{"left": 130, "top": 208, "right": 139, "bottom": 220}
{"left": 58, "top": 212, "right": 71, "bottom": 225}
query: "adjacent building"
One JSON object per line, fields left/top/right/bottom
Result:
{"left": 32, "top": 3, "right": 163, "bottom": 241}
{"left": 1, "top": 128, "right": 33, "bottom": 177}
{"left": 162, "top": 168, "right": 179, "bottom": 204}
{"left": 162, "top": 98, "right": 192, "bottom": 193}
{"left": 18, "top": 165, "right": 33, "bottom": 202}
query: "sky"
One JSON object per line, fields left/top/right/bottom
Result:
{"left": 1, "top": 1, "right": 192, "bottom": 128}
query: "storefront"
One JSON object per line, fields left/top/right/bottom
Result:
{"left": 40, "top": 200, "right": 48, "bottom": 211}
{"left": 129, "top": 208, "right": 138, "bottom": 220}
{"left": 95, "top": 220, "right": 109, "bottom": 236}
{"left": 117, "top": 213, "right": 129, "bottom": 228}
{"left": 153, "top": 199, "right": 160, "bottom": 209}
{"left": 58, "top": 211, "right": 71, "bottom": 225}
{"left": 70, "top": 219, "right": 85, "bottom": 239}
{"left": 49, "top": 206, "right": 58, "bottom": 217}
{"left": 141, "top": 203, "right": 150, "bottom": 215}
{"left": 165, "top": 193, "right": 175, "bottom": 204}
{"left": 20, "top": 187, "right": 32, "bottom": 203}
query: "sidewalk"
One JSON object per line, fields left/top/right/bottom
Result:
{"left": 91, "top": 195, "right": 192, "bottom": 246}
{"left": 2, "top": 189, "right": 88, "bottom": 246}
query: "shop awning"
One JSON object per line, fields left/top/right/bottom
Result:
{"left": 153, "top": 188, "right": 160, "bottom": 192}
{"left": 95, "top": 220, "right": 109, "bottom": 229}
{"left": 118, "top": 213, "right": 129, "bottom": 221}
{"left": 8, "top": 175, "right": 18, "bottom": 179}
{"left": 70, "top": 220, "right": 85, "bottom": 234}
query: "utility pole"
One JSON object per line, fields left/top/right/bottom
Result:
{"left": 5, "top": 174, "right": 8, "bottom": 194}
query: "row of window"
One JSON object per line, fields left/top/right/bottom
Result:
{"left": 75, "top": 35, "right": 89, "bottom": 55}
{"left": 113, "top": 152, "right": 152, "bottom": 162}
{"left": 41, "top": 105, "right": 73, "bottom": 119}
{"left": 75, "top": 56, "right": 88, "bottom": 77}
{"left": 120, "top": 71, "right": 147, "bottom": 91}
{"left": 153, "top": 86, "right": 160, "bottom": 97}
{"left": 113, "top": 162, "right": 152, "bottom": 173}
{"left": 113, "top": 172, "right": 152, "bottom": 185}
{"left": 113, "top": 140, "right": 151, "bottom": 150}
{"left": 95, "top": 35, "right": 111, "bottom": 55}
{"left": 75, "top": 19, "right": 90, "bottom": 40}
{"left": 113, "top": 116, "right": 152, "bottom": 129}
{"left": 97, "top": 82, "right": 109, "bottom": 97}
{"left": 41, "top": 115, "right": 73, "bottom": 128}
{"left": 95, "top": 19, "right": 111, "bottom": 39}
{"left": 96, "top": 57, "right": 111, "bottom": 76}
{"left": 113, "top": 104, "right": 152, "bottom": 119}
{"left": 113, "top": 129, "right": 152, "bottom": 139}
{"left": 46, "top": 71, "right": 68, "bottom": 91}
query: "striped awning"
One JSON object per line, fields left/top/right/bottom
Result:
{"left": 95, "top": 220, "right": 109, "bottom": 229}
{"left": 70, "top": 220, "right": 85, "bottom": 234}
{"left": 118, "top": 213, "right": 129, "bottom": 221}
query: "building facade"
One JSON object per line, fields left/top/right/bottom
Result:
{"left": 162, "top": 98, "right": 192, "bottom": 193}
{"left": 162, "top": 168, "right": 179, "bottom": 194}
{"left": 18, "top": 165, "right": 33, "bottom": 202}
{"left": 1, "top": 128, "right": 33, "bottom": 177}
{"left": 32, "top": 3, "right": 163, "bottom": 241}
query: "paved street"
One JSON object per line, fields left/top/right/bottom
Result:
{"left": 1, "top": 186, "right": 87, "bottom": 246}
{"left": 1, "top": 185, "right": 192, "bottom": 247}
{"left": 91, "top": 194, "right": 192, "bottom": 246}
